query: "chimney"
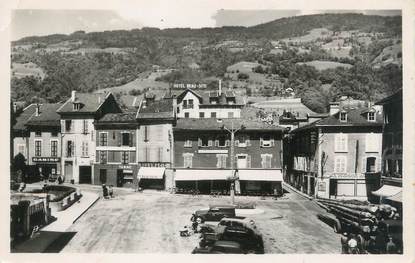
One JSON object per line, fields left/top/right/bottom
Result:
{"left": 35, "top": 103, "right": 40, "bottom": 116}
{"left": 329, "top": 102, "right": 340, "bottom": 115}
{"left": 218, "top": 79, "right": 222, "bottom": 96}
{"left": 71, "top": 90, "right": 76, "bottom": 102}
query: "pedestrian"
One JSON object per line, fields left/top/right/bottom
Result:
{"left": 109, "top": 185, "right": 114, "bottom": 198}
{"left": 102, "top": 184, "right": 109, "bottom": 199}
{"left": 386, "top": 237, "right": 397, "bottom": 254}
{"left": 340, "top": 232, "right": 349, "bottom": 254}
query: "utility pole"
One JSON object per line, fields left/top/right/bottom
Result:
{"left": 222, "top": 121, "right": 244, "bottom": 205}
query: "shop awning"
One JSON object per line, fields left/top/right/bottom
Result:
{"left": 138, "top": 167, "right": 165, "bottom": 179}
{"left": 175, "top": 169, "right": 233, "bottom": 181}
{"left": 238, "top": 169, "right": 283, "bottom": 181}
{"left": 372, "top": 185, "right": 402, "bottom": 198}
{"left": 385, "top": 191, "right": 402, "bottom": 203}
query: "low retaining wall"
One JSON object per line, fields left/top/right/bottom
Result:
{"left": 49, "top": 189, "right": 82, "bottom": 213}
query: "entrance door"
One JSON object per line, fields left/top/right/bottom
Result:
{"left": 116, "top": 169, "right": 124, "bottom": 187}
{"left": 366, "top": 157, "right": 376, "bottom": 173}
{"left": 64, "top": 161, "right": 73, "bottom": 182}
{"left": 237, "top": 155, "right": 247, "bottom": 168}
{"left": 79, "top": 166, "right": 92, "bottom": 184}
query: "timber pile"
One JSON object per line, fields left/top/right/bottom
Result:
{"left": 316, "top": 198, "right": 398, "bottom": 230}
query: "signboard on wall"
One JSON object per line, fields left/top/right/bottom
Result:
{"left": 318, "top": 182, "right": 326, "bottom": 192}
{"left": 138, "top": 162, "right": 170, "bottom": 168}
{"left": 32, "top": 157, "right": 60, "bottom": 162}
{"left": 172, "top": 83, "right": 207, "bottom": 89}
{"left": 198, "top": 149, "right": 228, "bottom": 154}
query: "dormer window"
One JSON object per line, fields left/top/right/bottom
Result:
{"left": 339, "top": 111, "right": 347, "bottom": 122}
{"left": 368, "top": 110, "right": 376, "bottom": 122}
{"left": 73, "top": 102, "right": 82, "bottom": 111}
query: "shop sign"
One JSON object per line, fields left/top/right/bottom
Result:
{"left": 32, "top": 157, "right": 60, "bottom": 163}
{"left": 138, "top": 162, "right": 169, "bottom": 168}
{"left": 330, "top": 173, "right": 366, "bottom": 179}
{"left": 198, "top": 149, "right": 228, "bottom": 154}
{"left": 119, "top": 165, "right": 132, "bottom": 169}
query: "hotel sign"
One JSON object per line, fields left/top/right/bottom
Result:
{"left": 172, "top": 83, "right": 207, "bottom": 89}
{"left": 198, "top": 149, "right": 228, "bottom": 154}
{"left": 32, "top": 157, "right": 60, "bottom": 163}
{"left": 138, "top": 162, "right": 170, "bottom": 168}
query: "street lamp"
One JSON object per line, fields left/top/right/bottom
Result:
{"left": 221, "top": 121, "right": 245, "bottom": 205}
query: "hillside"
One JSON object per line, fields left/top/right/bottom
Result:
{"left": 11, "top": 13, "right": 402, "bottom": 113}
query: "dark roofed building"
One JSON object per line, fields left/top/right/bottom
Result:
{"left": 136, "top": 98, "right": 175, "bottom": 121}
{"left": 285, "top": 104, "right": 383, "bottom": 200}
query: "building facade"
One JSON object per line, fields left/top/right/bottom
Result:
{"left": 93, "top": 112, "right": 138, "bottom": 187}
{"left": 285, "top": 104, "right": 383, "bottom": 200}
{"left": 173, "top": 118, "right": 284, "bottom": 195}
{"left": 373, "top": 90, "right": 402, "bottom": 207}
{"left": 57, "top": 91, "right": 122, "bottom": 184}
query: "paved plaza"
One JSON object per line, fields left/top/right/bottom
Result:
{"left": 58, "top": 186, "right": 340, "bottom": 254}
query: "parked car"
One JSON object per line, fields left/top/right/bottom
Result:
{"left": 192, "top": 204, "right": 236, "bottom": 223}
{"left": 192, "top": 240, "right": 244, "bottom": 254}
{"left": 200, "top": 219, "right": 264, "bottom": 254}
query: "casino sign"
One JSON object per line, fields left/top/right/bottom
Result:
{"left": 32, "top": 157, "right": 60, "bottom": 163}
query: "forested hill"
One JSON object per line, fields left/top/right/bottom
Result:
{"left": 14, "top": 13, "right": 401, "bottom": 45}
{"left": 11, "top": 13, "right": 402, "bottom": 113}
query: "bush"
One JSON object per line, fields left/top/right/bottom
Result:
{"left": 237, "top": 73, "right": 249, "bottom": 80}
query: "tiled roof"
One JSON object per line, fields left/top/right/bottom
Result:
{"left": 57, "top": 92, "right": 109, "bottom": 113}
{"left": 174, "top": 118, "right": 285, "bottom": 131}
{"left": 136, "top": 99, "right": 175, "bottom": 120}
{"left": 291, "top": 107, "right": 383, "bottom": 133}
{"left": 13, "top": 104, "right": 37, "bottom": 131}
{"left": 26, "top": 103, "right": 63, "bottom": 127}
{"left": 97, "top": 112, "right": 137, "bottom": 123}
{"left": 117, "top": 95, "right": 142, "bottom": 112}
{"left": 252, "top": 98, "right": 316, "bottom": 118}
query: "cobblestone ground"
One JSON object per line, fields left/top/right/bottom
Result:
{"left": 61, "top": 186, "right": 341, "bottom": 254}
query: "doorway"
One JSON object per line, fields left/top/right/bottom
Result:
{"left": 64, "top": 161, "right": 73, "bottom": 182}
{"left": 237, "top": 155, "right": 247, "bottom": 168}
{"left": 79, "top": 166, "right": 92, "bottom": 184}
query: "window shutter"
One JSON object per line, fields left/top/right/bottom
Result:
{"left": 198, "top": 138, "right": 202, "bottom": 147}
{"left": 215, "top": 140, "right": 219, "bottom": 147}
{"left": 129, "top": 133, "right": 133, "bottom": 147}
{"left": 96, "top": 151, "right": 100, "bottom": 162}
{"left": 216, "top": 155, "right": 220, "bottom": 168}
{"left": 118, "top": 133, "right": 122, "bottom": 146}
{"left": 225, "top": 140, "right": 230, "bottom": 147}
{"left": 376, "top": 157, "right": 381, "bottom": 172}
{"left": 247, "top": 155, "right": 251, "bottom": 168}
{"left": 208, "top": 140, "right": 213, "bottom": 147}
{"left": 271, "top": 139, "right": 275, "bottom": 147}
{"left": 235, "top": 140, "right": 239, "bottom": 147}
{"left": 246, "top": 138, "right": 251, "bottom": 146}
{"left": 261, "top": 155, "right": 265, "bottom": 168}
{"left": 72, "top": 140, "right": 75, "bottom": 156}
{"left": 260, "top": 137, "right": 263, "bottom": 147}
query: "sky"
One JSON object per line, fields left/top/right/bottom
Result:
{"left": 10, "top": 6, "right": 401, "bottom": 40}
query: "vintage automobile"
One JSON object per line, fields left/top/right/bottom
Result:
{"left": 199, "top": 219, "right": 264, "bottom": 254}
{"left": 191, "top": 204, "right": 236, "bottom": 223}
{"left": 199, "top": 217, "right": 254, "bottom": 234}
{"left": 192, "top": 240, "right": 244, "bottom": 254}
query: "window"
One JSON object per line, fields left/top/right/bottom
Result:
{"left": 184, "top": 140, "right": 192, "bottom": 148}
{"left": 211, "top": 112, "right": 217, "bottom": 118}
{"left": 216, "top": 154, "right": 227, "bottom": 168}
{"left": 228, "top": 112, "right": 234, "bottom": 118}
{"left": 121, "top": 151, "right": 129, "bottom": 164}
{"left": 335, "top": 133, "right": 348, "bottom": 152}
{"left": 66, "top": 141, "right": 74, "bottom": 157}
{"left": 81, "top": 141, "right": 88, "bottom": 157}
{"left": 82, "top": 120, "right": 88, "bottom": 134}
{"left": 199, "top": 112, "right": 205, "bottom": 118}
{"left": 339, "top": 111, "right": 347, "bottom": 122}
{"left": 183, "top": 153, "right": 193, "bottom": 168}
{"left": 334, "top": 156, "right": 347, "bottom": 173}
{"left": 260, "top": 135, "right": 272, "bottom": 147}
{"left": 368, "top": 111, "right": 376, "bottom": 122}
{"left": 184, "top": 112, "right": 190, "bottom": 118}
{"left": 35, "top": 140, "right": 42, "bottom": 157}
{"left": 73, "top": 103, "right": 81, "bottom": 111}
{"left": 51, "top": 140, "right": 58, "bottom": 157}
{"left": 236, "top": 154, "right": 251, "bottom": 168}
{"left": 218, "top": 136, "right": 227, "bottom": 147}
{"left": 237, "top": 136, "right": 250, "bottom": 147}
{"left": 366, "top": 133, "right": 380, "bottom": 152}
{"left": 35, "top": 131, "right": 41, "bottom": 137}
{"left": 199, "top": 136, "right": 209, "bottom": 147}
{"left": 188, "top": 99, "right": 194, "bottom": 109}
{"left": 366, "top": 157, "right": 376, "bottom": 173}
{"left": 51, "top": 130, "right": 58, "bottom": 137}
{"left": 65, "top": 120, "right": 72, "bottom": 132}
{"left": 121, "top": 132, "right": 130, "bottom": 146}
{"left": 144, "top": 126, "right": 149, "bottom": 142}
{"left": 99, "top": 151, "right": 107, "bottom": 164}
{"left": 99, "top": 169, "right": 107, "bottom": 184}
{"left": 177, "top": 107, "right": 180, "bottom": 114}
{"left": 261, "top": 154, "right": 272, "bottom": 168}
{"left": 99, "top": 132, "right": 108, "bottom": 146}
